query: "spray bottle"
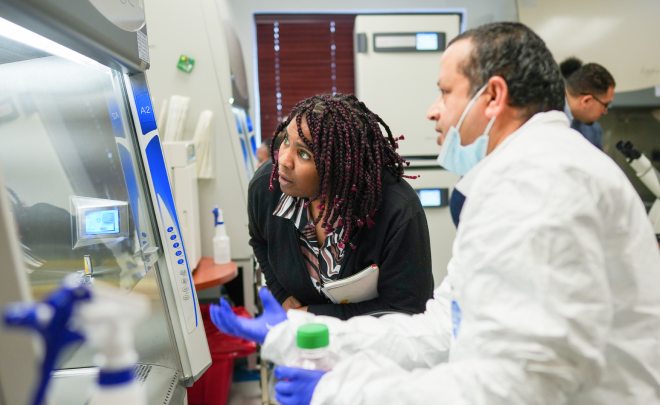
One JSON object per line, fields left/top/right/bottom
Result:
{"left": 80, "top": 284, "right": 150, "bottom": 405}
{"left": 3, "top": 277, "right": 149, "bottom": 405}
{"left": 213, "top": 206, "right": 231, "bottom": 264}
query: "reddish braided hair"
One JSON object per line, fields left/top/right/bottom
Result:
{"left": 269, "top": 94, "right": 416, "bottom": 248}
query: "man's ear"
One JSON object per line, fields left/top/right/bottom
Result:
{"left": 484, "top": 76, "right": 508, "bottom": 119}
{"left": 579, "top": 94, "right": 593, "bottom": 108}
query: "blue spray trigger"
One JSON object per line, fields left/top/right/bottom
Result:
{"left": 3, "top": 302, "right": 41, "bottom": 328}
{"left": 213, "top": 206, "right": 223, "bottom": 226}
{"left": 3, "top": 280, "right": 91, "bottom": 405}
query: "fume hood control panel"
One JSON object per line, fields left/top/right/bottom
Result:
{"left": 126, "top": 74, "right": 199, "bottom": 335}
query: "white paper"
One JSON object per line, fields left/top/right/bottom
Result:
{"left": 321, "top": 264, "right": 379, "bottom": 304}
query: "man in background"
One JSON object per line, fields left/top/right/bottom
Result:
{"left": 560, "top": 57, "right": 615, "bottom": 150}
{"left": 256, "top": 136, "right": 272, "bottom": 167}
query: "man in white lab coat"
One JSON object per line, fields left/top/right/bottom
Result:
{"left": 211, "top": 22, "right": 660, "bottom": 405}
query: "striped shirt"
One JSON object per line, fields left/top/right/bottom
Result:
{"left": 273, "top": 194, "right": 346, "bottom": 292}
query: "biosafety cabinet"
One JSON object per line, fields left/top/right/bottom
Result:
{"left": 0, "top": 1, "right": 211, "bottom": 404}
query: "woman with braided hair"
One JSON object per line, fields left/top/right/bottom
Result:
{"left": 248, "top": 93, "right": 433, "bottom": 320}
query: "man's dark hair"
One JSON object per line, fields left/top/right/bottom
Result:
{"left": 448, "top": 22, "right": 565, "bottom": 118}
{"left": 560, "top": 57, "right": 615, "bottom": 97}
{"left": 269, "top": 94, "right": 413, "bottom": 248}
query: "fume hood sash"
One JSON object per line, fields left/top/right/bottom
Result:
{"left": 0, "top": 0, "right": 149, "bottom": 74}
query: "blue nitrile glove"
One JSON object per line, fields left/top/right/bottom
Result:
{"left": 209, "top": 287, "right": 287, "bottom": 344}
{"left": 274, "top": 366, "right": 326, "bottom": 405}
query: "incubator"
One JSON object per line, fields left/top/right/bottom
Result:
{"left": 0, "top": 1, "right": 211, "bottom": 404}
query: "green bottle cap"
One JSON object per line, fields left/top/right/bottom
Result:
{"left": 296, "top": 323, "right": 329, "bottom": 349}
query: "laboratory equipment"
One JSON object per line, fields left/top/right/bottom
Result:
{"left": 70, "top": 196, "right": 130, "bottom": 249}
{"left": 78, "top": 255, "right": 96, "bottom": 287}
{"left": 212, "top": 206, "right": 231, "bottom": 265}
{"left": 591, "top": 87, "right": 660, "bottom": 207}
{"left": 233, "top": 106, "right": 260, "bottom": 180}
{"left": 616, "top": 140, "right": 660, "bottom": 236}
{"left": 144, "top": 0, "right": 256, "bottom": 317}
{"left": 164, "top": 141, "right": 202, "bottom": 269}
{"left": 224, "top": 6, "right": 259, "bottom": 177}
{"left": 0, "top": 1, "right": 211, "bottom": 403}
{"left": 417, "top": 189, "right": 449, "bottom": 208}
{"left": 372, "top": 32, "right": 446, "bottom": 53}
{"left": 354, "top": 14, "right": 462, "bottom": 285}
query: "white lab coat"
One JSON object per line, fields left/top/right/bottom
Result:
{"left": 262, "top": 111, "right": 660, "bottom": 405}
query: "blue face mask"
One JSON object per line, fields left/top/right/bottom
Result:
{"left": 437, "top": 84, "right": 496, "bottom": 176}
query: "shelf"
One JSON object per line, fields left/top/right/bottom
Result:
{"left": 192, "top": 257, "right": 238, "bottom": 291}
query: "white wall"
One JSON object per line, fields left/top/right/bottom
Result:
{"left": 226, "top": 0, "right": 519, "bottom": 139}
{"left": 518, "top": 0, "right": 660, "bottom": 93}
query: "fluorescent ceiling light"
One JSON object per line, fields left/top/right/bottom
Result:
{"left": 0, "top": 16, "right": 99, "bottom": 67}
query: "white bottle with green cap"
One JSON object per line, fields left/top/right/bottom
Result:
{"left": 291, "top": 323, "right": 340, "bottom": 371}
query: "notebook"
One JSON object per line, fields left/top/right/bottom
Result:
{"left": 321, "top": 264, "right": 379, "bottom": 304}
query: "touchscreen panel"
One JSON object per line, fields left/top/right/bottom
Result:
{"left": 85, "top": 209, "right": 120, "bottom": 235}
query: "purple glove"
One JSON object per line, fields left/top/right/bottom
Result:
{"left": 275, "top": 366, "right": 326, "bottom": 405}
{"left": 209, "top": 287, "right": 286, "bottom": 344}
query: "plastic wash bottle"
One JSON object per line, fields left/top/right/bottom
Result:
{"left": 213, "top": 206, "right": 231, "bottom": 264}
{"left": 291, "top": 323, "right": 339, "bottom": 371}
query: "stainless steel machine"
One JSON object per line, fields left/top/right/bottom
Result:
{"left": 0, "top": 1, "right": 211, "bottom": 404}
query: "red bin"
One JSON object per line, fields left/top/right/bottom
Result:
{"left": 187, "top": 304, "right": 257, "bottom": 405}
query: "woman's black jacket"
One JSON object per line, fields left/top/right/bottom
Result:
{"left": 248, "top": 162, "right": 434, "bottom": 320}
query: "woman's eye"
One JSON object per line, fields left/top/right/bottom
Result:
{"left": 283, "top": 134, "right": 289, "bottom": 145}
{"left": 299, "top": 150, "right": 310, "bottom": 160}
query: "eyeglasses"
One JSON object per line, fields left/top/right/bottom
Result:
{"left": 584, "top": 93, "right": 612, "bottom": 110}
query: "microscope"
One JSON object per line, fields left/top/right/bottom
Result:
{"left": 616, "top": 141, "right": 660, "bottom": 238}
